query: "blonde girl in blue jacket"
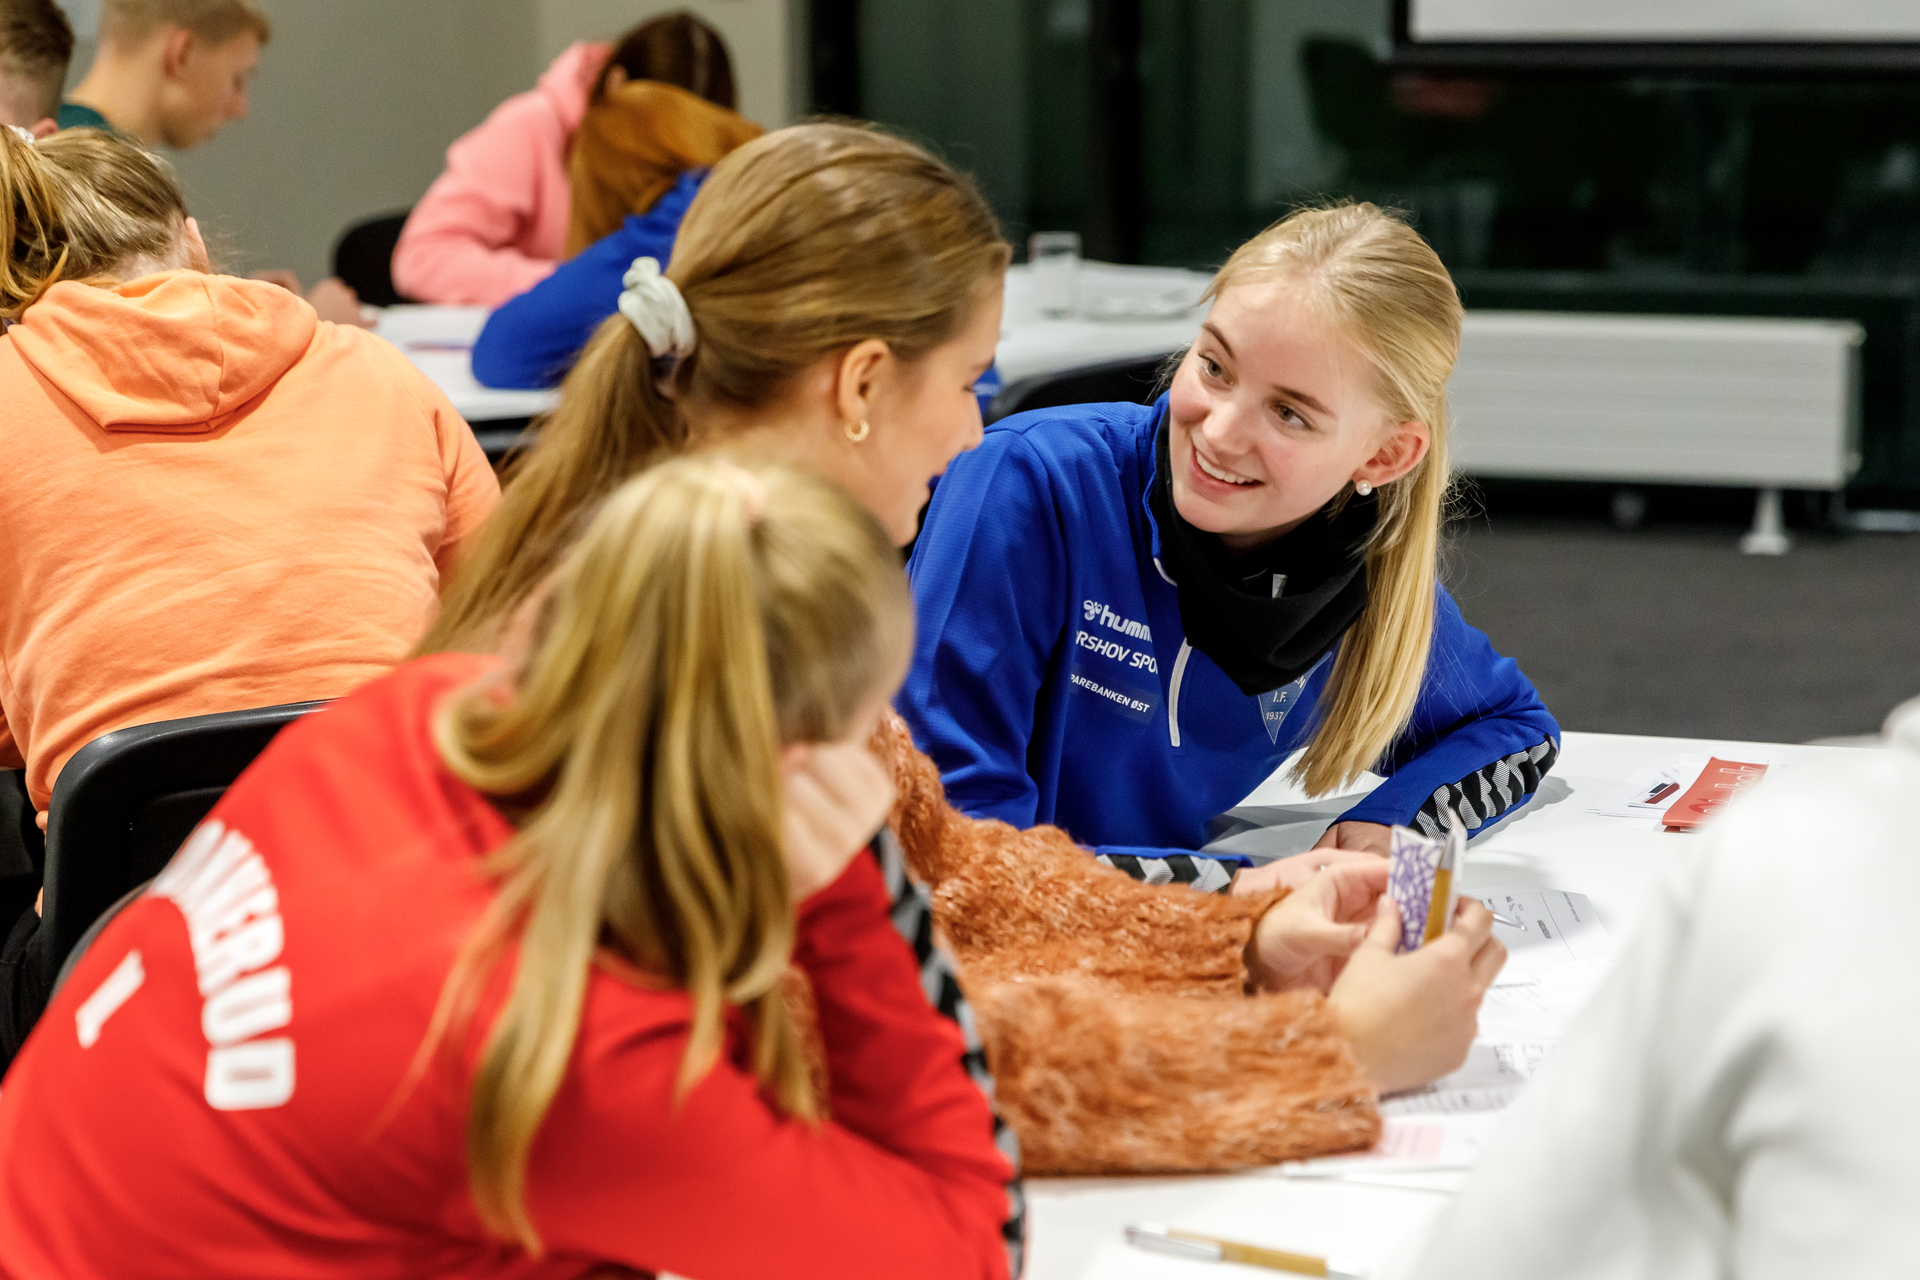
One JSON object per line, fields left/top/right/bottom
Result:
{"left": 902, "top": 203, "right": 1559, "bottom": 895}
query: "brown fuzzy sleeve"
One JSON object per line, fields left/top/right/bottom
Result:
{"left": 871, "top": 713, "right": 1380, "bottom": 1174}
{"left": 873, "top": 712, "right": 1280, "bottom": 993}
{"left": 974, "top": 978, "right": 1380, "bottom": 1174}
{"left": 874, "top": 710, "right": 972, "bottom": 885}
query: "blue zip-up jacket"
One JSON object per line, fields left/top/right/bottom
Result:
{"left": 901, "top": 397, "right": 1560, "bottom": 882}
{"left": 470, "top": 168, "right": 707, "bottom": 390}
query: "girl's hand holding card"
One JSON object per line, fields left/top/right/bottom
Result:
{"left": 1387, "top": 810, "right": 1468, "bottom": 953}
{"left": 1245, "top": 859, "right": 1389, "bottom": 993}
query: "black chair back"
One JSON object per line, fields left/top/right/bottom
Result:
{"left": 986, "top": 354, "right": 1173, "bottom": 423}
{"left": 39, "top": 701, "right": 328, "bottom": 984}
{"left": 331, "top": 210, "right": 414, "bottom": 308}
{"left": 0, "top": 771, "right": 41, "bottom": 940}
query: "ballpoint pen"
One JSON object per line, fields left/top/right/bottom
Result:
{"left": 1124, "top": 1222, "right": 1368, "bottom": 1278}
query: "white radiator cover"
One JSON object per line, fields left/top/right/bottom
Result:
{"left": 1448, "top": 312, "right": 1864, "bottom": 489}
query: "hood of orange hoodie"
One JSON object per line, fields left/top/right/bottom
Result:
{"left": 6, "top": 272, "right": 319, "bottom": 433}
{"left": 537, "top": 41, "right": 610, "bottom": 136}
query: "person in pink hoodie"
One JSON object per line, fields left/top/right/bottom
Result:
{"left": 391, "top": 13, "right": 737, "bottom": 308}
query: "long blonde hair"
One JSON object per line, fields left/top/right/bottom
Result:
{"left": 429, "top": 457, "right": 913, "bottom": 1251}
{"left": 0, "top": 127, "right": 188, "bottom": 320}
{"left": 1207, "top": 204, "right": 1462, "bottom": 796}
{"left": 421, "top": 121, "right": 1009, "bottom": 655}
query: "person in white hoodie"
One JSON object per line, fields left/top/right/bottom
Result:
{"left": 1410, "top": 695, "right": 1920, "bottom": 1280}
{"left": 391, "top": 12, "right": 736, "bottom": 308}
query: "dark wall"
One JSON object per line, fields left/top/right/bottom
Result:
{"left": 834, "top": 2, "right": 1920, "bottom": 499}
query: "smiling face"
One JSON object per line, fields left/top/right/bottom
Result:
{"left": 1167, "top": 277, "right": 1430, "bottom": 553}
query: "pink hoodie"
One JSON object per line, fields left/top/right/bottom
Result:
{"left": 391, "top": 42, "right": 608, "bottom": 308}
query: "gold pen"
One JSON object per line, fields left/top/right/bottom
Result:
{"left": 1124, "top": 1222, "right": 1368, "bottom": 1278}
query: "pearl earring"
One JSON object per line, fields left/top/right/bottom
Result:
{"left": 1354, "top": 479, "right": 1373, "bottom": 496}
{"left": 845, "top": 419, "right": 871, "bottom": 443}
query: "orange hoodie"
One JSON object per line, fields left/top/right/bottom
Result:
{"left": 0, "top": 272, "right": 500, "bottom": 809}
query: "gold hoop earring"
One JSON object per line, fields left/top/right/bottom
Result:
{"left": 845, "top": 419, "right": 871, "bottom": 443}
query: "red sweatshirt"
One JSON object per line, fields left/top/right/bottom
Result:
{"left": 0, "top": 655, "right": 1014, "bottom": 1280}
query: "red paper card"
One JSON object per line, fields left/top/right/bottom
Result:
{"left": 1662, "top": 757, "right": 1768, "bottom": 831}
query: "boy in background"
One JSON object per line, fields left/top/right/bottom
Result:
{"left": 59, "top": 0, "right": 368, "bottom": 324}
{"left": 60, "top": 0, "right": 266, "bottom": 149}
{"left": 0, "top": 0, "right": 71, "bottom": 139}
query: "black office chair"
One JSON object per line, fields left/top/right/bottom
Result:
{"left": 472, "top": 418, "right": 538, "bottom": 465}
{"left": 986, "top": 354, "right": 1174, "bottom": 423}
{"left": 0, "top": 772, "right": 40, "bottom": 936}
{"left": 332, "top": 210, "right": 415, "bottom": 308}
{"left": 1, "top": 701, "right": 327, "bottom": 1067}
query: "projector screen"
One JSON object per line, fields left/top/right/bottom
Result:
{"left": 1408, "top": 0, "right": 1920, "bottom": 43}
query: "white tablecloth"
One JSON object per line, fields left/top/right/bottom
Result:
{"left": 372, "top": 262, "right": 1214, "bottom": 425}
{"left": 1026, "top": 729, "right": 1852, "bottom": 1280}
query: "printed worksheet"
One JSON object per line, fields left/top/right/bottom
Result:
{"left": 1275, "top": 887, "right": 1616, "bottom": 1177}
{"left": 1275, "top": 1110, "right": 1504, "bottom": 1180}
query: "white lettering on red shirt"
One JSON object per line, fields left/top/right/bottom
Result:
{"left": 149, "top": 820, "right": 296, "bottom": 1111}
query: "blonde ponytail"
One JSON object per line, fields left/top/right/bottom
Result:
{"left": 422, "top": 121, "right": 1009, "bottom": 655}
{"left": 1206, "top": 204, "right": 1461, "bottom": 797}
{"left": 1, "top": 128, "right": 188, "bottom": 320}
{"left": 429, "top": 457, "right": 913, "bottom": 1251}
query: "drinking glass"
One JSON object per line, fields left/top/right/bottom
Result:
{"left": 1028, "top": 231, "right": 1082, "bottom": 319}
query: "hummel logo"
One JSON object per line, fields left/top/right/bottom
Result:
{"left": 1081, "top": 599, "right": 1152, "bottom": 641}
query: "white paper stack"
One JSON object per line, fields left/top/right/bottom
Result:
{"left": 1275, "top": 887, "right": 1615, "bottom": 1183}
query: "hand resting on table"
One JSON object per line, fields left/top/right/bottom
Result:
{"left": 1231, "top": 840, "right": 1383, "bottom": 896}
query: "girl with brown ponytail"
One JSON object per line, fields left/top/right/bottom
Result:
{"left": 418, "top": 125, "right": 1504, "bottom": 1176}
{"left": 0, "top": 458, "right": 1019, "bottom": 1279}
{"left": 423, "top": 120, "right": 1011, "bottom": 655}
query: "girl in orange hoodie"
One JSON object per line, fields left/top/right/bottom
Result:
{"left": 0, "top": 129, "right": 498, "bottom": 855}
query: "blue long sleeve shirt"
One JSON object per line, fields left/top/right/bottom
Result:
{"left": 900, "top": 397, "right": 1560, "bottom": 872}
{"left": 470, "top": 169, "right": 707, "bottom": 390}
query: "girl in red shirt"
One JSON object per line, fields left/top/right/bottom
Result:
{"left": 0, "top": 458, "right": 1017, "bottom": 1280}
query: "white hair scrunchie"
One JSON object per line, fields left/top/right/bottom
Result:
{"left": 616, "top": 256, "right": 696, "bottom": 363}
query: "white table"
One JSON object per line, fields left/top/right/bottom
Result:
{"left": 371, "top": 306, "right": 556, "bottom": 426}
{"left": 994, "top": 262, "right": 1213, "bottom": 384}
{"left": 371, "top": 262, "right": 1213, "bottom": 427}
{"left": 1026, "top": 729, "right": 1854, "bottom": 1280}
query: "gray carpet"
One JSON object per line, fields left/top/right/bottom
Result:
{"left": 1444, "top": 521, "right": 1920, "bottom": 743}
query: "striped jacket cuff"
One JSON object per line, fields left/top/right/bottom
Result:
{"left": 1094, "top": 851, "right": 1239, "bottom": 895}
{"left": 1413, "top": 736, "right": 1559, "bottom": 838}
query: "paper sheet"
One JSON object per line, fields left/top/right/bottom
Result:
{"left": 1276, "top": 887, "right": 1614, "bottom": 1178}
{"left": 1589, "top": 752, "right": 1775, "bottom": 819}
{"left": 1276, "top": 1111, "right": 1504, "bottom": 1179}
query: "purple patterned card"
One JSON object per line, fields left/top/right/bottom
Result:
{"left": 1388, "top": 811, "right": 1467, "bottom": 953}
{"left": 1388, "top": 825, "right": 1444, "bottom": 954}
